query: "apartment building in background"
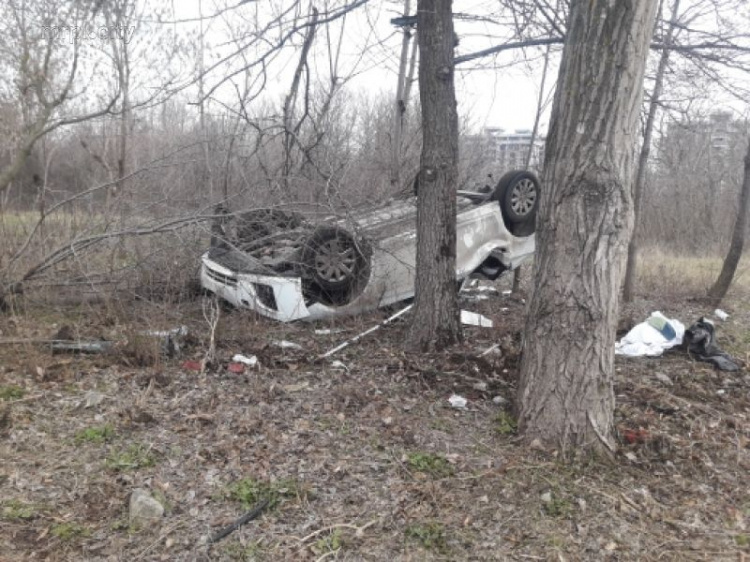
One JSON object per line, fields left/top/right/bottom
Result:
{"left": 465, "top": 127, "right": 546, "bottom": 173}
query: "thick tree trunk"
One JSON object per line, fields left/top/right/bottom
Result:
{"left": 708, "top": 141, "right": 750, "bottom": 305}
{"left": 623, "top": 0, "right": 680, "bottom": 302}
{"left": 517, "top": 0, "right": 659, "bottom": 455}
{"left": 407, "top": 0, "right": 461, "bottom": 351}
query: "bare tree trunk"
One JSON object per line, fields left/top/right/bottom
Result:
{"left": 708, "top": 140, "right": 750, "bottom": 305}
{"left": 407, "top": 0, "right": 461, "bottom": 351}
{"left": 282, "top": 8, "right": 319, "bottom": 193}
{"left": 517, "top": 0, "right": 659, "bottom": 455}
{"left": 623, "top": 0, "right": 680, "bottom": 302}
{"left": 391, "top": 0, "right": 414, "bottom": 186}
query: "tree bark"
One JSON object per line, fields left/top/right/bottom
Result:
{"left": 517, "top": 0, "right": 659, "bottom": 455}
{"left": 407, "top": 0, "right": 461, "bottom": 351}
{"left": 708, "top": 140, "right": 750, "bottom": 306}
{"left": 623, "top": 0, "right": 680, "bottom": 303}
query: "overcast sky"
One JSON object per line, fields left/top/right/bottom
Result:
{"left": 168, "top": 0, "right": 558, "bottom": 134}
{"left": 168, "top": 0, "right": 748, "bottom": 135}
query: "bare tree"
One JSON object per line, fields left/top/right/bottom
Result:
{"left": 390, "top": 0, "right": 417, "bottom": 186}
{"left": 407, "top": 0, "right": 461, "bottom": 350}
{"left": 517, "top": 0, "right": 659, "bottom": 454}
{"left": 708, "top": 138, "right": 750, "bottom": 305}
{"left": 0, "top": 0, "right": 117, "bottom": 194}
{"left": 622, "top": 0, "right": 681, "bottom": 302}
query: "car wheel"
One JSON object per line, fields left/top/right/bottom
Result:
{"left": 496, "top": 171, "right": 540, "bottom": 224}
{"left": 302, "top": 227, "right": 369, "bottom": 293}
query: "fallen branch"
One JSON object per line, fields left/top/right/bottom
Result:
{"left": 209, "top": 498, "right": 270, "bottom": 544}
{"left": 297, "top": 518, "right": 380, "bottom": 544}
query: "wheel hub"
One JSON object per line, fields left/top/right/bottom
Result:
{"left": 314, "top": 238, "right": 356, "bottom": 283}
{"left": 510, "top": 178, "right": 537, "bottom": 216}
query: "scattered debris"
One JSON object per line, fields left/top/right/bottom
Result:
{"left": 314, "top": 328, "right": 345, "bottom": 335}
{"left": 459, "top": 282, "right": 499, "bottom": 302}
{"left": 320, "top": 304, "right": 413, "bottom": 358}
{"left": 232, "top": 354, "right": 258, "bottom": 367}
{"left": 622, "top": 428, "right": 649, "bottom": 444}
{"left": 480, "top": 343, "right": 500, "bottom": 357}
{"left": 448, "top": 394, "right": 468, "bottom": 410}
{"left": 141, "top": 326, "right": 188, "bottom": 357}
{"left": 129, "top": 488, "right": 164, "bottom": 527}
{"left": 615, "top": 312, "right": 684, "bottom": 357}
{"left": 714, "top": 309, "right": 729, "bottom": 321}
{"left": 272, "top": 340, "right": 303, "bottom": 351}
{"left": 330, "top": 360, "right": 348, "bottom": 371}
{"left": 492, "top": 395, "right": 508, "bottom": 406}
{"left": 684, "top": 318, "right": 741, "bottom": 372}
{"left": 227, "top": 363, "right": 245, "bottom": 374}
{"left": 460, "top": 310, "right": 493, "bottom": 328}
{"left": 181, "top": 360, "right": 202, "bottom": 371}
{"left": 51, "top": 340, "right": 114, "bottom": 354}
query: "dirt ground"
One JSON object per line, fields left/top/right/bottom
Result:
{"left": 1, "top": 281, "right": 750, "bottom": 561}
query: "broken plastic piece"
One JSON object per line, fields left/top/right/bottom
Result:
{"left": 227, "top": 362, "right": 245, "bottom": 374}
{"left": 141, "top": 326, "right": 188, "bottom": 357}
{"left": 714, "top": 309, "right": 729, "bottom": 321}
{"left": 448, "top": 394, "right": 468, "bottom": 409}
{"left": 272, "top": 340, "right": 303, "bottom": 351}
{"left": 232, "top": 354, "right": 258, "bottom": 367}
{"left": 51, "top": 340, "right": 113, "bottom": 354}
{"left": 460, "top": 310, "right": 493, "bottom": 328}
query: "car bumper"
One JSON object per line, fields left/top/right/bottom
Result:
{"left": 200, "top": 254, "right": 314, "bottom": 322}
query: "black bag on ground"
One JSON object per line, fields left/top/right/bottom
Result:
{"left": 683, "top": 318, "right": 741, "bottom": 372}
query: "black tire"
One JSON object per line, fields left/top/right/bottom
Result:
{"left": 503, "top": 172, "right": 539, "bottom": 223}
{"left": 492, "top": 170, "right": 540, "bottom": 225}
{"left": 301, "top": 227, "right": 370, "bottom": 293}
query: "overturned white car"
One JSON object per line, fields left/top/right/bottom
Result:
{"left": 200, "top": 170, "right": 539, "bottom": 322}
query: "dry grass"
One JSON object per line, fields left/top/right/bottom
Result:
{"left": 637, "top": 247, "right": 750, "bottom": 297}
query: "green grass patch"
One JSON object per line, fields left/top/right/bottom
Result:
{"left": 106, "top": 443, "right": 156, "bottom": 471}
{"left": 51, "top": 521, "right": 90, "bottom": 541}
{"left": 224, "top": 477, "right": 304, "bottom": 510}
{"left": 221, "top": 539, "right": 266, "bottom": 561}
{"left": 1, "top": 499, "right": 37, "bottom": 520}
{"left": 405, "top": 521, "right": 447, "bottom": 551}
{"left": 494, "top": 411, "right": 518, "bottom": 435}
{"left": 75, "top": 424, "right": 115, "bottom": 444}
{"left": 312, "top": 529, "right": 344, "bottom": 557}
{"left": 406, "top": 452, "right": 454, "bottom": 478}
{"left": 541, "top": 492, "right": 573, "bottom": 518}
{"left": 0, "top": 385, "right": 25, "bottom": 401}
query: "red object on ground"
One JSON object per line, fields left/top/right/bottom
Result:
{"left": 623, "top": 428, "right": 649, "bottom": 444}
{"left": 227, "top": 362, "right": 245, "bottom": 374}
{"left": 181, "top": 360, "right": 202, "bottom": 371}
